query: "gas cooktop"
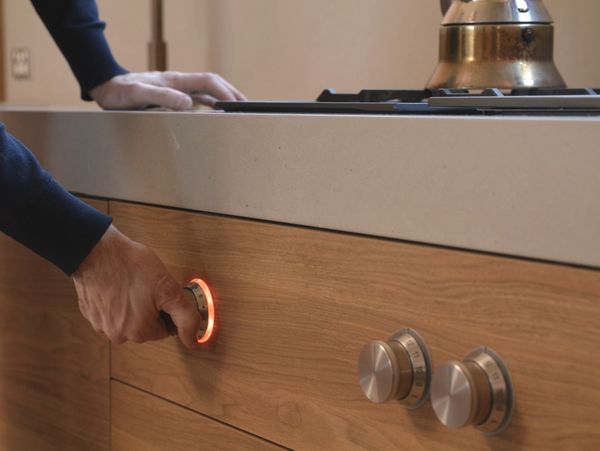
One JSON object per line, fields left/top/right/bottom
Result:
{"left": 216, "top": 88, "right": 600, "bottom": 116}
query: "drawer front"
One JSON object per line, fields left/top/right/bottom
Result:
{"left": 112, "top": 381, "right": 283, "bottom": 450}
{"left": 0, "top": 198, "right": 110, "bottom": 451}
{"left": 111, "top": 201, "right": 600, "bottom": 450}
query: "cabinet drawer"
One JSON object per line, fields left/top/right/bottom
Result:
{"left": 111, "top": 201, "right": 600, "bottom": 450}
{"left": 0, "top": 198, "right": 109, "bottom": 451}
{"left": 112, "top": 381, "right": 283, "bottom": 450}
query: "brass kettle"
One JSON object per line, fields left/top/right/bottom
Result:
{"left": 427, "top": 0, "right": 566, "bottom": 89}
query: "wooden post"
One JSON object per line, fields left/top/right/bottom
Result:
{"left": 148, "top": 0, "right": 167, "bottom": 71}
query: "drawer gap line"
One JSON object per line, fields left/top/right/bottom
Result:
{"left": 100, "top": 196, "right": 600, "bottom": 273}
{"left": 111, "top": 378, "right": 293, "bottom": 450}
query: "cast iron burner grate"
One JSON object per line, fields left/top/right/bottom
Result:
{"left": 215, "top": 88, "right": 600, "bottom": 116}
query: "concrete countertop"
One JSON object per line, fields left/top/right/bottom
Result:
{"left": 1, "top": 108, "right": 599, "bottom": 268}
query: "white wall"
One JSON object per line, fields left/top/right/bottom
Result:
{"left": 163, "top": 0, "right": 211, "bottom": 73}
{"left": 545, "top": 0, "right": 600, "bottom": 88}
{"left": 2, "top": 0, "right": 149, "bottom": 106}
{"left": 3, "top": 0, "right": 600, "bottom": 106}
{"left": 206, "top": 0, "right": 440, "bottom": 98}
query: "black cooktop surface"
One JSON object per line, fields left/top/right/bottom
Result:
{"left": 216, "top": 88, "right": 600, "bottom": 116}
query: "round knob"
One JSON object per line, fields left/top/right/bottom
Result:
{"left": 431, "top": 347, "right": 514, "bottom": 435}
{"left": 161, "top": 278, "right": 216, "bottom": 344}
{"left": 185, "top": 278, "right": 216, "bottom": 344}
{"left": 358, "top": 328, "right": 432, "bottom": 409}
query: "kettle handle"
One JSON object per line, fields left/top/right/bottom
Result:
{"left": 440, "top": 0, "right": 454, "bottom": 16}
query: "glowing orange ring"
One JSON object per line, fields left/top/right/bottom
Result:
{"left": 190, "top": 278, "right": 215, "bottom": 344}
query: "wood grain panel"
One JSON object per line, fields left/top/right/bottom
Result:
{"left": 110, "top": 201, "right": 600, "bottom": 451}
{"left": 0, "top": 198, "right": 109, "bottom": 451}
{"left": 112, "top": 381, "right": 285, "bottom": 450}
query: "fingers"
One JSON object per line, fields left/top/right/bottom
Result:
{"left": 159, "top": 292, "right": 203, "bottom": 349}
{"left": 191, "top": 94, "right": 218, "bottom": 107}
{"left": 72, "top": 225, "right": 202, "bottom": 348}
{"left": 108, "top": 333, "right": 128, "bottom": 345}
{"left": 129, "top": 82, "right": 194, "bottom": 111}
{"left": 155, "top": 276, "right": 203, "bottom": 350}
{"left": 126, "top": 318, "right": 171, "bottom": 343}
{"left": 152, "top": 318, "right": 172, "bottom": 340}
{"left": 159, "top": 311, "right": 179, "bottom": 336}
{"left": 91, "top": 72, "right": 246, "bottom": 111}
{"left": 93, "top": 315, "right": 170, "bottom": 345}
{"left": 220, "top": 78, "right": 247, "bottom": 101}
{"left": 166, "top": 72, "right": 246, "bottom": 102}
{"left": 73, "top": 249, "right": 176, "bottom": 346}
{"left": 88, "top": 307, "right": 171, "bottom": 345}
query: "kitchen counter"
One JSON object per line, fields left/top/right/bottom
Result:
{"left": 1, "top": 107, "right": 600, "bottom": 450}
{"left": 1, "top": 108, "right": 599, "bottom": 268}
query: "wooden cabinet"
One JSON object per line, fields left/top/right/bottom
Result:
{"left": 0, "top": 199, "right": 109, "bottom": 451}
{"left": 110, "top": 201, "right": 600, "bottom": 451}
{"left": 1, "top": 197, "right": 598, "bottom": 450}
{"left": 111, "top": 381, "right": 284, "bottom": 451}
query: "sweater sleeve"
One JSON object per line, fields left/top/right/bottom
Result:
{"left": 30, "top": 0, "right": 128, "bottom": 100}
{"left": 0, "top": 123, "right": 112, "bottom": 275}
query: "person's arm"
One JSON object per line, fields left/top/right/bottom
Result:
{"left": 0, "top": 123, "right": 110, "bottom": 273}
{"left": 30, "top": 0, "right": 246, "bottom": 109}
{"left": 13, "top": 1, "right": 213, "bottom": 346}
{"left": 30, "top": 0, "right": 127, "bottom": 100}
{"left": 0, "top": 124, "right": 202, "bottom": 348}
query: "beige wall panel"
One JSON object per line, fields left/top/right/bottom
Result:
{"left": 3, "top": 1, "right": 600, "bottom": 105}
{"left": 99, "top": 0, "right": 150, "bottom": 73}
{"left": 163, "top": 0, "right": 211, "bottom": 73}
{"left": 202, "top": 0, "right": 600, "bottom": 99}
{"left": 0, "top": 0, "right": 4, "bottom": 101}
{"left": 544, "top": 0, "right": 600, "bottom": 88}
{"left": 208, "top": 0, "right": 440, "bottom": 99}
{"left": 2, "top": 0, "right": 149, "bottom": 106}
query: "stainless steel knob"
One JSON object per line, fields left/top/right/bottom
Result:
{"left": 431, "top": 347, "right": 514, "bottom": 435}
{"left": 184, "top": 278, "right": 215, "bottom": 344}
{"left": 358, "top": 328, "right": 432, "bottom": 409}
{"left": 160, "top": 278, "right": 216, "bottom": 344}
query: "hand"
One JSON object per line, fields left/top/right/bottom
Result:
{"left": 89, "top": 71, "right": 247, "bottom": 111}
{"left": 72, "top": 225, "right": 202, "bottom": 349}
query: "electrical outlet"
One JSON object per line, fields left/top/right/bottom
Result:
{"left": 11, "top": 47, "right": 31, "bottom": 79}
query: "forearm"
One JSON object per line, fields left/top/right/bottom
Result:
{"left": 0, "top": 124, "right": 112, "bottom": 274}
{"left": 30, "top": 0, "right": 127, "bottom": 99}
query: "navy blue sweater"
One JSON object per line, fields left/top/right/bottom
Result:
{"left": 0, "top": 1, "right": 128, "bottom": 274}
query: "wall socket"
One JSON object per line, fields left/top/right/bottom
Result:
{"left": 11, "top": 47, "right": 31, "bottom": 79}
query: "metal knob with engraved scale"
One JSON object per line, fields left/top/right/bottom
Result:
{"left": 160, "top": 278, "right": 216, "bottom": 344}
{"left": 358, "top": 328, "right": 432, "bottom": 409}
{"left": 431, "top": 347, "right": 514, "bottom": 435}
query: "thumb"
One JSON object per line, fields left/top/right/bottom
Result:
{"left": 159, "top": 291, "right": 203, "bottom": 349}
{"left": 148, "top": 315, "right": 172, "bottom": 341}
{"left": 131, "top": 83, "right": 193, "bottom": 110}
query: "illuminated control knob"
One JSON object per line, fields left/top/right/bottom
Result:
{"left": 184, "top": 278, "right": 216, "bottom": 344}
{"left": 358, "top": 328, "right": 432, "bottom": 409}
{"left": 161, "top": 278, "right": 216, "bottom": 344}
{"left": 431, "top": 347, "right": 514, "bottom": 435}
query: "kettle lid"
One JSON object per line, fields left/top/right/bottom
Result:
{"left": 442, "top": 0, "right": 553, "bottom": 25}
